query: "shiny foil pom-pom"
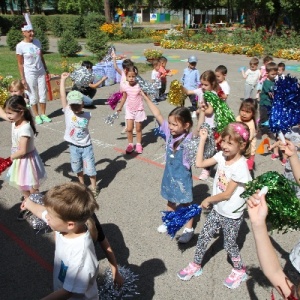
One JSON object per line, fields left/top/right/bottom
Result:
{"left": 98, "top": 265, "right": 139, "bottom": 299}
{"left": 0, "top": 157, "right": 12, "bottom": 175}
{"left": 162, "top": 204, "right": 202, "bottom": 238}
{"left": 104, "top": 112, "right": 119, "bottom": 125}
{"left": 70, "top": 66, "right": 94, "bottom": 88}
{"left": 107, "top": 92, "right": 122, "bottom": 110}
{"left": 136, "top": 75, "right": 158, "bottom": 100}
{"left": 240, "top": 171, "right": 300, "bottom": 232}
{"left": 167, "top": 80, "right": 186, "bottom": 106}
{"left": 204, "top": 91, "right": 235, "bottom": 133}
{"left": 102, "top": 45, "right": 116, "bottom": 63}
{"left": 26, "top": 193, "right": 51, "bottom": 233}
{"left": 270, "top": 74, "right": 300, "bottom": 134}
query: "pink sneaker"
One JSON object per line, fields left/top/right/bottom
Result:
{"left": 125, "top": 144, "right": 134, "bottom": 154}
{"left": 177, "top": 262, "right": 203, "bottom": 281}
{"left": 281, "top": 158, "right": 287, "bottom": 166}
{"left": 135, "top": 144, "right": 143, "bottom": 154}
{"left": 224, "top": 267, "right": 247, "bottom": 289}
{"left": 199, "top": 169, "right": 210, "bottom": 180}
{"left": 271, "top": 153, "right": 279, "bottom": 160}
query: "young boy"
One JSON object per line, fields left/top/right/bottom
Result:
{"left": 215, "top": 65, "right": 230, "bottom": 101}
{"left": 60, "top": 72, "right": 99, "bottom": 198}
{"left": 151, "top": 60, "right": 162, "bottom": 103}
{"left": 258, "top": 62, "right": 279, "bottom": 159}
{"left": 158, "top": 56, "right": 170, "bottom": 100}
{"left": 256, "top": 55, "right": 273, "bottom": 99}
{"left": 181, "top": 55, "right": 200, "bottom": 118}
{"left": 241, "top": 57, "right": 260, "bottom": 100}
{"left": 21, "top": 182, "right": 99, "bottom": 300}
{"left": 276, "top": 62, "right": 286, "bottom": 80}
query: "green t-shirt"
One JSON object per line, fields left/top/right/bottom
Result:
{"left": 260, "top": 79, "right": 274, "bottom": 106}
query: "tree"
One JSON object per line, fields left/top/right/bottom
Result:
{"left": 104, "top": 0, "right": 111, "bottom": 23}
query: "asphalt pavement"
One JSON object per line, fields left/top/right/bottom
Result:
{"left": 1, "top": 36, "right": 300, "bottom": 299}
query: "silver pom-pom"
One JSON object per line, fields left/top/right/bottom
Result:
{"left": 136, "top": 75, "right": 159, "bottom": 101}
{"left": 102, "top": 45, "right": 116, "bottom": 63}
{"left": 104, "top": 112, "right": 119, "bottom": 125}
{"left": 184, "top": 123, "right": 216, "bottom": 166}
{"left": 70, "top": 66, "right": 94, "bottom": 88}
{"left": 26, "top": 193, "right": 51, "bottom": 234}
{"left": 98, "top": 265, "right": 139, "bottom": 299}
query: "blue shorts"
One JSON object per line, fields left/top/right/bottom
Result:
{"left": 69, "top": 143, "right": 96, "bottom": 176}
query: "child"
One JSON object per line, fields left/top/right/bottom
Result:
{"left": 116, "top": 66, "right": 146, "bottom": 154}
{"left": 256, "top": 55, "right": 273, "bottom": 99}
{"left": 184, "top": 70, "right": 219, "bottom": 180}
{"left": 72, "top": 61, "right": 107, "bottom": 107}
{"left": 158, "top": 56, "right": 170, "bottom": 100}
{"left": 236, "top": 98, "right": 257, "bottom": 170}
{"left": 60, "top": 73, "right": 99, "bottom": 198}
{"left": 151, "top": 60, "right": 162, "bottom": 103}
{"left": 258, "top": 61, "right": 279, "bottom": 159}
{"left": 178, "top": 122, "right": 252, "bottom": 288}
{"left": 4, "top": 95, "right": 46, "bottom": 219}
{"left": 112, "top": 53, "right": 136, "bottom": 134}
{"left": 181, "top": 55, "right": 200, "bottom": 118}
{"left": 241, "top": 57, "right": 260, "bottom": 100}
{"left": 21, "top": 182, "right": 100, "bottom": 299}
{"left": 276, "top": 62, "right": 286, "bottom": 81}
{"left": 9, "top": 80, "right": 30, "bottom": 107}
{"left": 142, "top": 92, "right": 195, "bottom": 243}
{"left": 247, "top": 168, "right": 300, "bottom": 299}
{"left": 215, "top": 65, "right": 230, "bottom": 101}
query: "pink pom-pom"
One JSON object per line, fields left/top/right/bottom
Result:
{"left": 107, "top": 91, "right": 123, "bottom": 110}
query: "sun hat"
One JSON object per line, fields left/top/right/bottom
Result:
{"left": 188, "top": 56, "right": 198, "bottom": 63}
{"left": 67, "top": 91, "right": 84, "bottom": 105}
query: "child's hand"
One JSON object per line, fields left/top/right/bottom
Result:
{"left": 200, "top": 197, "right": 211, "bottom": 209}
{"left": 113, "top": 270, "right": 124, "bottom": 288}
{"left": 238, "top": 66, "right": 246, "bottom": 72}
{"left": 103, "top": 76, "right": 108, "bottom": 80}
{"left": 111, "top": 50, "right": 116, "bottom": 59}
{"left": 279, "top": 140, "right": 297, "bottom": 157}
{"left": 61, "top": 72, "right": 70, "bottom": 79}
{"left": 200, "top": 102, "right": 208, "bottom": 111}
{"left": 199, "top": 128, "right": 208, "bottom": 140}
{"left": 20, "top": 198, "right": 28, "bottom": 210}
{"left": 247, "top": 192, "right": 268, "bottom": 226}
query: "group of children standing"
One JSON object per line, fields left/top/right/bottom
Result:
{"left": 0, "top": 49, "right": 298, "bottom": 299}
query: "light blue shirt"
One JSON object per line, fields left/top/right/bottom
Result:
{"left": 181, "top": 67, "right": 200, "bottom": 90}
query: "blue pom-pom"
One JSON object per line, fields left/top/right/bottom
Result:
{"left": 153, "top": 126, "right": 166, "bottom": 140}
{"left": 270, "top": 74, "right": 300, "bottom": 133}
{"left": 161, "top": 204, "right": 201, "bottom": 238}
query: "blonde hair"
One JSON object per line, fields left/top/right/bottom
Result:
{"left": 221, "top": 122, "right": 251, "bottom": 158}
{"left": 9, "top": 80, "right": 25, "bottom": 93}
{"left": 43, "top": 182, "right": 99, "bottom": 223}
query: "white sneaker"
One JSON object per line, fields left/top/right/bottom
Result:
{"left": 157, "top": 224, "right": 167, "bottom": 233}
{"left": 191, "top": 111, "right": 197, "bottom": 118}
{"left": 178, "top": 228, "right": 194, "bottom": 243}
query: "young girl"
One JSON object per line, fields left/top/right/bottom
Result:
{"left": 248, "top": 140, "right": 300, "bottom": 299}
{"left": 116, "top": 66, "right": 146, "bottom": 154}
{"left": 4, "top": 95, "right": 46, "bottom": 219}
{"left": 9, "top": 80, "right": 30, "bottom": 107}
{"left": 236, "top": 98, "right": 257, "bottom": 170}
{"left": 142, "top": 92, "right": 195, "bottom": 243}
{"left": 178, "top": 122, "right": 252, "bottom": 288}
{"left": 184, "top": 70, "right": 219, "bottom": 180}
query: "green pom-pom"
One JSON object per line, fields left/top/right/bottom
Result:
{"left": 241, "top": 171, "right": 300, "bottom": 232}
{"left": 203, "top": 91, "right": 235, "bottom": 133}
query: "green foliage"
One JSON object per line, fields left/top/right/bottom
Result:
{"left": 57, "top": 31, "right": 82, "bottom": 57}
{"left": 86, "top": 29, "right": 109, "bottom": 60}
{"left": 31, "top": 15, "right": 48, "bottom": 32}
{"left": 34, "top": 27, "right": 50, "bottom": 53}
{"left": 47, "top": 15, "right": 64, "bottom": 37}
{"left": 48, "top": 15, "right": 84, "bottom": 38}
{"left": 57, "top": 0, "right": 103, "bottom": 14}
{"left": 83, "top": 13, "right": 106, "bottom": 34}
{"left": 6, "top": 28, "right": 23, "bottom": 51}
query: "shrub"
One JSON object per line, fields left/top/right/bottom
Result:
{"left": 31, "top": 15, "right": 48, "bottom": 32}
{"left": 34, "top": 27, "right": 49, "bottom": 52}
{"left": 86, "top": 29, "right": 109, "bottom": 60}
{"left": 83, "top": 13, "right": 106, "bottom": 37}
{"left": 6, "top": 28, "right": 23, "bottom": 51}
{"left": 57, "top": 31, "right": 82, "bottom": 57}
{"left": 48, "top": 15, "right": 63, "bottom": 37}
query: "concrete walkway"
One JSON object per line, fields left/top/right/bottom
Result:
{"left": 1, "top": 36, "right": 300, "bottom": 300}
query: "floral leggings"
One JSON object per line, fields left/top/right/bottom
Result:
{"left": 194, "top": 208, "right": 244, "bottom": 270}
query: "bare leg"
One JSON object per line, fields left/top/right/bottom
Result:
{"left": 89, "top": 175, "right": 96, "bottom": 189}
{"left": 39, "top": 103, "right": 47, "bottom": 115}
{"left": 135, "top": 122, "right": 142, "bottom": 144}
{"left": 77, "top": 171, "right": 84, "bottom": 185}
{"left": 126, "top": 119, "right": 134, "bottom": 144}
{"left": 31, "top": 104, "right": 39, "bottom": 117}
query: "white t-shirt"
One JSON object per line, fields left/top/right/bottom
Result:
{"left": 219, "top": 81, "right": 230, "bottom": 95}
{"left": 11, "top": 122, "right": 35, "bottom": 152}
{"left": 16, "top": 39, "right": 45, "bottom": 76}
{"left": 63, "top": 106, "right": 91, "bottom": 146}
{"left": 212, "top": 151, "right": 252, "bottom": 219}
{"left": 193, "top": 88, "right": 215, "bottom": 127}
{"left": 53, "top": 230, "right": 99, "bottom": 300}
{"left": 245, "top": 69, "right": 260, "bottom": 85}
{"left": 151, "top": 69, "right": 161, "bottom": 89}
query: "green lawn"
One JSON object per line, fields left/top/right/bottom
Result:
{"left": 0, "top": 46, "right": 152, "bottom": 78}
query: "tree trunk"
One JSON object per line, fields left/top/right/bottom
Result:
{"left": 104, "top": 0, "right": 111, "bottom": 23}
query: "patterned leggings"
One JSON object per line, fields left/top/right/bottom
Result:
{"left": 194, "top": 209, "right": 244, "bottom": 269}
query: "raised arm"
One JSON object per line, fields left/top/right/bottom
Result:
{"left": 88, "top": 76, "right": 108, "bottom": 89}
{"left": 112, "top": 51, "right": 122, "bottom": 75}
{"left": 141, "top": 91, "right": 164, "bottom": 125}
{"left": 60, "top": 72, "right": 69, "bottom": 109}
{"left": 22, "top": 197, "right": 47, "bottom": 220}
{"left": 247, "top": 193, "right": 295, "bottom": 299}
{"left": 0, "top": 106, "right": 9, "bottom": 121}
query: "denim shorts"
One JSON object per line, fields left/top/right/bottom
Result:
{"left": 69, "top": 143, "right": 96, "bottom": 176}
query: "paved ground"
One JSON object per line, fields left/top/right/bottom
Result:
{"left": 1, "top": 37, "right": 300, "bottom": 299}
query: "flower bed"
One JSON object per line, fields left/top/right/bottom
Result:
{"left": 143, "top": 48, "right": 163, "bottom": 60}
